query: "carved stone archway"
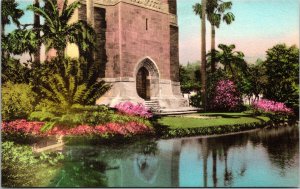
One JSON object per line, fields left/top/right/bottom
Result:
{"left": 135, "top": 58, "right": 160, "bottom": 100}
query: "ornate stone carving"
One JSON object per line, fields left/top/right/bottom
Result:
{"left": 130, "top": 0, "right": 162, "bottom": 10}
{"left": 92, "top": 0, "right": 168, "bottom": 13}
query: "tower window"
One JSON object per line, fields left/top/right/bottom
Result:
{"left": 146, "top": 18, "right": 148, "bottom": 30}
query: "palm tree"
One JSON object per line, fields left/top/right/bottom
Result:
{"left": 216, "top": 44, "right": 247, "bottom": 80}
{"left": 1, "top": 0, "right": 24, "bottom": 61}
{"left": 193, "top": 0, "right": 235, "bottom": 73}
{"left": 1, "top": 0, "right": 24, "bottom": 35}
{"left": 33, "top": 0, "right": 41, "bottom": 62}
{"left": 27, "top": 0, "right": 96, "bottom": 60}
{"left": 200, "top": 0, "right": 207, "bottom": 111}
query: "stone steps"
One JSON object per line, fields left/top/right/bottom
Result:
{"left": 144, "top": 100, "right": 160, "bottom": 112}
{"left": 156, "top": 107, "right": 201, "bottom": 115}
{"left": 145, "top": 100, "right": 202, "bottom": 115}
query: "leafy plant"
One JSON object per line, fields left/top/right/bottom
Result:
{"left": 35, "top": 58, "right": 110, "bottom": 113}
{"left": 1, "top": 82, "right": 38, "bottom": 121}
{"left": 1, "top": 57, "right": 31, "bottom": 84}
{"left": 1, "top": 141, "right": 64, "bottom": 187}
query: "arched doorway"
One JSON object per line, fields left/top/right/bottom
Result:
{"left": 136, "top": 67, "right": 150, "bottom": 100}
{"left": 135, "top": 58, "right": 160, "bottom": 100}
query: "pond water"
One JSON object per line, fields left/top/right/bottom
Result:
{"left": 42, "top": 126, "right": 299, "bottom": 187}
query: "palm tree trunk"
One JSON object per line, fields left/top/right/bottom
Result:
{"left": 202, "top": 138, "right": 208, "bottom": 187}
{"left": 211, "top": 25, "right": 216, "bottom": 73}
{"left": 201, "top": 0, "right": 207, "bottom": 111}
{"left": 33, "top": 0, "right": 40, "bottom": 63}
{"left": 228, "top": 63, "right": 236, "bottom": 81}
{"left": 212, "top": 149, "right": 217, "bottom": 187}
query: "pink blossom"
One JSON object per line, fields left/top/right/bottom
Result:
{"left": 2, "top": 120, "right": 152, "bottom": 137}
{"left": 252, "top": 99, "right": 293, "bottom": 114}
{"left": 210, "top": 80, "right": 242, "bottom": 111}
{"left": 114, "top": 102, "right": 153, "bottom": 118}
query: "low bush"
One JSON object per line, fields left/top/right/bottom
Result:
{"left": 189, "top": 93, "right": 202, "bottom": 107}
{"left": 2, "top": 82, "right": 37, "bottom": 121}
{"left": 2, "top": 119, "right": 153, "bottom": 138}
{"left": 251, "top": 99, "right": 294, "bottom": 122}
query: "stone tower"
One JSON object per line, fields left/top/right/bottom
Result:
{"left": 71, "top": 0, "right": 188, "bottom": 109}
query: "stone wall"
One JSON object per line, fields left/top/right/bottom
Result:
{"left": 105, "top": 5, "right": 121, "bottom": 78}
{"left": 170, "top": 25, "right": 179, "bottom": 82}
{"left": 94, "top": 7, "right": 107, "bottom": 78}
{"left": 112, "top": 2, "right": 171, "bottom": 79}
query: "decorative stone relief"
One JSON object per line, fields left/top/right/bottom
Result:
{"left": 93, "top": 0, "right": 168, "bottom": 13}
{"left": 130, "top": 0, "right": 162, "bottom": 10}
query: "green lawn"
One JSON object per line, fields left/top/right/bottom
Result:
{"left": 158, "top": 112, "right": 270, "bottom": 129}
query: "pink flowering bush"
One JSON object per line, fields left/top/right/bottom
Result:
{"left": 252, "top": 99, "right": 293, "bottom": 115}
{"left": 2, "top": 120, "right": 152, "bottom": 137}
{"left": 2, "top": 119, "right": 45, "bottom": 135}
{"left": 114, "top": 102, "right": 152, "bottom": 118}
{"left": 210, "top": 80, "right": 243, "bottom": 111}
{"left": 251, "top": 99, "right": 294, "bottom": 122}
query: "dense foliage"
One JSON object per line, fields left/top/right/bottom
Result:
{"left": 2, "top": 141, "right": 64, "bottom": 187}
{"left": 2, "top": 82, "right": 38, "bottom": 121}
{"left": 262, "top": 44, "right": 299, "bottom": 111}
{"left": 179, "top": 62, "right": 201, "bottom": 93}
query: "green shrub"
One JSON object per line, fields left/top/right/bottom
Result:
{"left": 190, "top": 93, "right": 202, "bottom": 107}
{"left": 2, "top": 82, "right": 37, "bottom": 121}
{"left": 28, "top": 111, "right": 57, "bottom": 121}
{"left": 33, "top": 58, "right": 110, "bottom": 113}
{"left": 1, "top": 141, "right": 64, "bottom": 187}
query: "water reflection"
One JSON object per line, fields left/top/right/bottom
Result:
{"left": 41, "top": 126, "right": 299, "bottom": 187}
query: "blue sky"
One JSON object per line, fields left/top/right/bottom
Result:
{"left": 7, "top": 0, "right": 300, "bottom": 64}
{"left": 178, "top": 0, "right": 299, "bottom": 64}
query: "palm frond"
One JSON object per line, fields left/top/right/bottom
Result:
{"left": 223, "top": 12, "right": 235, "bottom": 24}
{"left": 193, "top": 3, "right": 202, "bottom": 17}
{"left": 60, "top": 1, "right": 80, "bottom": 25}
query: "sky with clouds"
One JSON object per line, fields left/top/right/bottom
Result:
{"left": 178, "top": 0, "right": 299, "bottom": 64}
{"left": 7, "top": 0, "right": 300, "bottom": 64}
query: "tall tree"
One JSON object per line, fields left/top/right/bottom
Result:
{"left": 1, "top": 0, "right": 24, "bottom": 61}
{"left": 193, "top": 0, "right": 235, "bottom": 73}
{"left": 262, "top": 44, "right": 299, "bottom": 110}
{"left": 27, "top": 0, "right": 96, "bottom": 60}
{"left": 200, "top": 0, "right": 207, "bottom": 111}
{"left": 33, "top": 0, "right": 41, "bottom": 63}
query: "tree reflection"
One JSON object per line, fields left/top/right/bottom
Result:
{"left": 250, "top": 126, "right": 299, "bottom": 176}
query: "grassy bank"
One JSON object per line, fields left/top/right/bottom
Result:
{"left": 158, "top": 112, "right": 270, "bottom": 129}
{"left": 154, "top": 112, "right": 272, "bottom": 138}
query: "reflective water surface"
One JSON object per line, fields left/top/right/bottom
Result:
{"left": 43, "top": 126, "right": 299, "bottom": 187}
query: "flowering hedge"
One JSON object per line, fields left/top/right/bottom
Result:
{"left": 210, "top": 80, "right": 243, "bottom": 111}
{"left": 252, "top": 99, "right": 293, "bottom": 115}
{"left": 114, "top": 102, "right": 152, "bottom": 118}
{"left": 2, "top": 120, "right": 152, "bottom": 137}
